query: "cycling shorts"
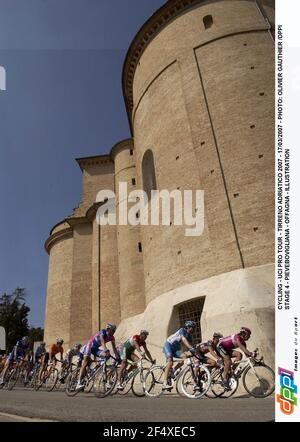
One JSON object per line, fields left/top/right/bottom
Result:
{"left": 163, "top": 342, "right": 182, "bottom": 360}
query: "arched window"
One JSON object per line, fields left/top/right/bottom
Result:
{"left": 203, "top": 15, "right": 213, "bottom": 29}
{"left": 142, "top": 149, "right": 157, "bottom": 200}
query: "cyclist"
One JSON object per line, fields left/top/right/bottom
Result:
{"left": 39, "top": 338, "right": 64, "bottom": 381}
{"left": 34, "top": 342, "right": 46, "bottom": 364}
{"left": 77, "top": 344, "right": 86, "bottom": 368}
{"left": 116, "top": 330, "right": 155, "bottom": 390}
{"left": 194, "top": 332, "right": 223, "bottom": 367}
{"left": 217, "top": 327, "right": 256, "bottom": 388}
{"left": 63, "top": 343, "right": 82, "bottom": 368}
{"left": 0, "top": 336, "right": 31, "bottom": 385}
{"left": 162, "top": 321, "right": 195, "bottom": 390}
{"left": 76, "top": 323, "right": 118, "bottom": 390}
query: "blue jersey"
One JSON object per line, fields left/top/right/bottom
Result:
{"left": 14, "top": 340, "right": 30, "bottom": 354}
{"left": 166, "top": 328, "right": 192, "bottom": 350}
{"left": 86, "top": 329, "right": 115, "bottom": 355}
{"left": 8, "top": 340, "right": 30, "bottom": 362}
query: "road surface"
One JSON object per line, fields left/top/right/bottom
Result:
{"left": 0, "top": 388, "right": 274, "bottom": 422}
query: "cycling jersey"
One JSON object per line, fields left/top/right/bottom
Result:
{"left": 8, "top": 340, "right": 30, "bottom": 362}
{"left": 163, "top": 328, "right": 192, "bottom": 360}
{"left": 48, "top": 344, "right": 64, "bottom": 358}
{"left": 85, "top": 329, "right": 115, "bottom": 357}
{"left": 63, "top": 347, "right": 80, "bottom": 363}
{"left": 196, "top": 340, "right": 216, "bottom": 355}
{"left": 218, "top": 334, "right": 245, "bottom": 351}
{"left": 167, "top": 328, "right": 192, "bottom": 351}
{"left": 119, "top": 335, "right": 143, "bottom": 361}
{"left": 34, "top": 346, "right": 45, "bottom": 361}
{"left": 65, "top": 348, "right": 80, "bottom": 359}
{"left": 123, "top": 335, "right": 143, "bottom": 353}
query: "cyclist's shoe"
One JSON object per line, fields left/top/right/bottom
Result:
{"left": 116, "top": 381, "right": 124, "bottom": 391}
{"left": 221, "top": 378, "right": 231, "bottom": 390}
{"left": 162, "top": 381, "right": 172, "bottom": 391}
{"left": 0, "top": 378, "right": 4, "bottom": 386}
{"left": 75, "top": 381, "right": 84, "bottom": 390}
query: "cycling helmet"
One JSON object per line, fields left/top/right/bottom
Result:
{"left": 22, "top": 336, "right": 29, "bottom": 343}
{"left": 140, "top": 330, "right": 149, "bottom": 336}
{"left": 213, "top": 332, "right": 223, "bottom": 339}
{"left": 240, "top": 327, "right": 251, "bottom": 336}
{"left": 56, "top": 338, "right": 64, "bottom": 344}
{"left": 106, "top": 323, "right": 116, "bottom": 332}
{"left": 185, "top": 320, "right": 196, "bottom": 329}
{"left": 40, "top": 342, "right": 46, "bottom": 346}
{"left": 73, "top": 343, "right": 82, "bottom": 350}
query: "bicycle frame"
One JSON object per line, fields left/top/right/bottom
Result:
{"left": 231, "top": 353, "right": 263, "bottom": 379}
{"left": 122, "top": 357, "right": 145, "bottom": 382}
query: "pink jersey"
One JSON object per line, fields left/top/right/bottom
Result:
{"left": 219, "top": 334, "right": 245, "bottom": 351}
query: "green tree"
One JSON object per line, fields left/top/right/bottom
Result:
{"left": 0, "top": 288, "right": 30, "bottom": 351}
{"left": 28, "top": 327, "right": 44, "bottom": 343}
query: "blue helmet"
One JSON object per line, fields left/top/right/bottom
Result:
{"left": 185, "top": 320, "right": 196, "bottom": 329}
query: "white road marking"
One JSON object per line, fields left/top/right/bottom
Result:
{"left": 0, "top": 412, "right": 56, "bottom": 422}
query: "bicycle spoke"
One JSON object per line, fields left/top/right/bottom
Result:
{"left": 243, "top": 365, "right": 275, "bottom": 398}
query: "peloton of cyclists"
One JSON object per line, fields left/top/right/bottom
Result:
{"left": 0, "top": 323, "right": 258, "bottom": 394}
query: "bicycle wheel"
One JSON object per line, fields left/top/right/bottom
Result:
{"left": 131, "top": 369, "right": 147, "bottom": 397}
{"left": 180, "top": 365, "right": 211, "bottom": 399}
{"left": 144, "top": 365, "right": 165, "bottom": 398}
{"left": 29, "top": 367, "right": 39, "bottom": 389}
{"left": 55, "top": 368, "right": 66, "bottom": 390}
{"left": 45, "top": 368, "right": 58, "bottom": 392}
{"left": 205, "top": 367, "right": 219, "bottom": 398}
{"left": 65, "top": 368, "right": 80, "bottom": 397}
{"left": 242, "top": 364, "right": 275, "bottom": 398}
{"left": 7, "top": 367, "right": 21, "bottom": 390}
{"left": 93, "top": 366, "right": 117, "bottom": 398}
{"left": 84, "top": 376, "right": 95, "bottom": 393}
{"left": 211, "top": 370, "right": 239, "bottom": 398}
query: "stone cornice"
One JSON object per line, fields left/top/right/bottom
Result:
{"left": 122, "top": 0, "right": 274, "bottom": 134}
{"left": 45, "top": 202, "right": 105, "bottom": 254}
{"left": 76, "top": 154, "right": 112, "bottom": 172}
{"left": 44, "top": 227, "right": 73, "bottom": 254}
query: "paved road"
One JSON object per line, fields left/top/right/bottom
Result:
{"left": 0, "top": 388, "right": 274, "bottom": 422}
{"left": 0, "top": 411, "right": 54, "bottom": 422}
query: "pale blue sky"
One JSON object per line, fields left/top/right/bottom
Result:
{"left": 0, "top": 0, "right": 165, "bottom": 326}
